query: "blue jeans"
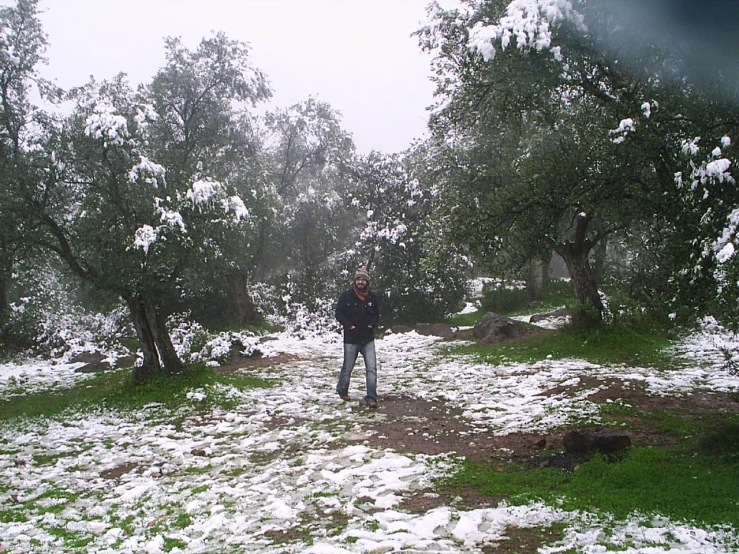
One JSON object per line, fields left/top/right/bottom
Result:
{"left": 337, "top": 341, "right": 377, "bottom": 403}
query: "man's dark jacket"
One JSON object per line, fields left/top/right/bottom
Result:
{"left": 335, "top": 288, "right": 381, "bottom": 344}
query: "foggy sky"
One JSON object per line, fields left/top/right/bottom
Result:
{"left": 32, "top": 0, "right": 439, "bottom": 154}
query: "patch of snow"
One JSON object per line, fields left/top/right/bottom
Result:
{"left": 1, "top": 318, "right": 738, "bottom": 552}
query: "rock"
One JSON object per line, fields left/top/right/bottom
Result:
{"left": 74, "top": 361, "right": 111, "bottom": 374}
{"left": 562, "top": 430, "right": 588, "bottom": 454}
{"left": 390, "top": 325, "right": 413, "bottom": 334}
{"left": 148, "top": 515, "right": 167, "bottom": 528}
{"left": 191, "top": 448, "right": 208, "bottom": 457}
{"left": 113, "top": 355, "right": 138, "bottom": 369}
{"left": 472, "top": 312, "right": 530, "bottom": 344}
{"left": 530, "top": 307, "right": 569, "bottom": 323}
{"left": 452, "top": 328, "right": 475, "bottom": 340}
{"left": 70, "top": 352, "right": 106, "bottom": 364}
{"left": 415, "top": 323, "right": 456, "bottom": 338}
{"left": 100, "top": 462, "right": 137, "bottom": 479}
{"left": 75, "top": 353, "right": 139, "bottom": 373}
{"left": 563, "top": 429, "right": 632, "bottom": 455}
{"left": 230, "top": 339, "right": 247, "bottom": 360}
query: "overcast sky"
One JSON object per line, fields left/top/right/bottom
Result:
{"left": 34, "top": 0, "right": 441, "bottom": 154}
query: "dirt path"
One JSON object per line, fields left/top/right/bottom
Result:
{"left": 227, "top": 333, "right": 739, "bottom": 503}
{"left": 3, "top": 331, "right": 739, "bottom": 553}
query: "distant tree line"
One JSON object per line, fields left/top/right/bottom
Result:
{"left": 3, "top": 0, "right": 739, "bottom": 382}
{"left": 0, "top": 0, "right": 468, "bottom": 381}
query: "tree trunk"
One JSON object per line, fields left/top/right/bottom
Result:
{"left": 555, "top": 217, "right": 604, "bottom": 323}
{"left": 227, "top": 269, "right": 261, "bottom": 325}
{"left": 127, "top": 296, "right": 183, "bottom": 383}
{"left": 592, "top": 233, "right": 608, "bottom": 282}
{"left": 558, "top": 244, "right": 603, "bottom": 311}
{"left": 526, "top": 254, "right": 551, "bottom": 301}
{"left": 146, "top": 300, "right": 183, "bottom": 373}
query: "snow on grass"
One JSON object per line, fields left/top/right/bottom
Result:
{"left": 0, "top": 360, "right": 89, "bottom": 400}
{"left": 1, "top": 323, "right": 738, "bottom": 553}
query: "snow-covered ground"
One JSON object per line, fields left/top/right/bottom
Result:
{"left": 1, "top": 318, "right": 738, "bottom": 553}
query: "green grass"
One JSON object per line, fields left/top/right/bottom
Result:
{"left": 445, "top": 422, "right": 739, "bottom": 528}
{"left": 46, "top": 526, "right": 94, "bottom": 548}
{"left": 441, "top": 302, "right": 739, "bottom": 532}
{"left": 0, "top": 506, "right": 29, "bottom": 523}
{"left": 0, "top": 370, "right": 127, "bottom": 422}
{"left": 447, "top": 309, "right": 486, "bottom": 327}
{"left": 448, "top": 279, "right": 575, "bottom": 327}
{"left": 172, "top": 511, "right": 193, "bottom": 529}
{"left": 164, "top": 537, "right": 189, "bottom": 551}
{"left": 446, "top": 323, "right": 679, "bottom": 368}
{"left": 598, "top": 407, "right": 739, "bottom": 452}
{"left": 649, "top": 410, "right": 710, "bottom": 438}
{"left": 32, "top": 452, "right": 74, "bottom": 466}
{"left": 482, "top": 279, "right": 575, "bottom": 317}
{"left": 0, "top": 364, "right": 276, "bottom": 423}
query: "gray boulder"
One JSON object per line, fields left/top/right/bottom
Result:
{"left": 70, "top": 352, "right": 106, "bottom": 364}
{"left": 472, "top": 312, "right": 530, "bottom": 345}
{"left": 415, "top": 323, "right": 456, "bottom": 338}
{"left": 113, "top": 355, "right": 139, "bottom": 369}
{"left": 74, "top": 361, "right": 111, "bottom": 374}
{"left": 71, "top": 352, "right": 110, "bottom": 374}
{"left": 530, "top": 307, "right": 569, "bottom": 323}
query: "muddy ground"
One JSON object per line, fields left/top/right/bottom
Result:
{"left": 225, "top": 352, "right": 739, "bottom": 466}
{"left": 216, "top": 349, "right": 739, "bottom": 553}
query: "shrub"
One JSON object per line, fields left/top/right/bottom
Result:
{"left": 479, "top": 280, "right": 529, "bottom": 314}
{"left": 566, "top": 301, "right": 604, "bottom": 331}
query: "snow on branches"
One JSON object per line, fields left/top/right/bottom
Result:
{"left": 128, "top": 156, "right": 166, "bottom": 185}
{"left": 185, "top": 180, "right": 250, "bottom": 221}
{"left": 609, "top": 118, "right": 636, "bottom": 144}
{"left": 468, "top": 0, "right": 585, "bottom": 62}
{"left": 673, "top": 135, "right": 737, "bottom": 279}
{"left": 84, "top": 102, "right": 128, "bottom": 145}
{"left": 133, "top": 179, "right": 251, "bottom": 255}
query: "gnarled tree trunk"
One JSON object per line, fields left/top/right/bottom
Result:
{"left": 555, "top": 217, "right": 604, "bottom": 324}
{"left": 557, "top": 243, "right": 603, "bottom": 311}
{"left": 227, "top": 269, "right": 261, "bottom": 325}
{"left": 127, "top": 296, "right": 183, "bottom": 383}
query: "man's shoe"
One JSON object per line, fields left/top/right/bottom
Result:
{"left": 368, "top": 401, "right": 378, "bottom": 409}
{"left": 340, "top": 395, "right": 351, "bottom": 401}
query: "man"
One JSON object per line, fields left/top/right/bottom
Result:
{"left": 335, "top": 266, "right": 381, "bottom": 408}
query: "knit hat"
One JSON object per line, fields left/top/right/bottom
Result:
{"left": 355, "top": 266, "right": 370, "bottom": 281}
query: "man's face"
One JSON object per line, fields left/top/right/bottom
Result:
{"left": 355, "top": 277, "right": 369, "bottom": 291}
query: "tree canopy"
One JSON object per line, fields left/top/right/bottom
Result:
{"left": 4, "top": 0, "right": 739, "bottom": 374}
{"left": 418, "top": 0, "right": 739, "bottom": 324}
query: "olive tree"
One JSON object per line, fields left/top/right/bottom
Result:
{"left": 418, "top": 0, "right": 739, "bottom": 324}
{"left": 142, "top": 34, "right": 271, "bottom": 328}
{"left": 0, "top": 0, "right": 61, "bottom": 337}
{"left": 346, "top": 150, "right": 470, "bottom": 325}
{"left": 254, "top": 98, "right": 355, "bottom": 289}
{"left": 30, "top": 33, "right": 270, "bottom": 381}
